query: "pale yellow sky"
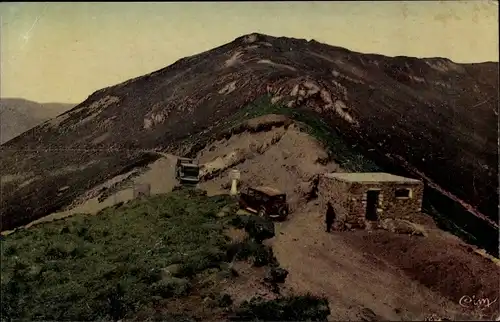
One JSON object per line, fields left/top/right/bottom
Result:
{"left": 0, "top": 1, "right": 498, "bottom": 104}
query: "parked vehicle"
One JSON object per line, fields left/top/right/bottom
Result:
{"left": 238, "top": 186, "right": 289, "bottom": 221}
{"left": 175, "top": 157, "right": 200, "bottom": 184}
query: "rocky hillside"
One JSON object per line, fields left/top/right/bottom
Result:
{"left": 0, "top": 98, "right": 74, "bottom": 144}
{"left": 0, "top": 33, "right": 497, "bottom": 242}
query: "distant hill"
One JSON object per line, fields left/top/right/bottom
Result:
{"left": 0, "top": 33, "right": 497, "bottom": 254}
{"left": 0, "top": 98, "right": 74, "bottom": 144}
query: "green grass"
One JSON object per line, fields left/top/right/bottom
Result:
{"left": 230, "top": 294, "right": 331, "bottom": 321}
{"left": 1, "top": 189, "right": 233, "bottom": 321}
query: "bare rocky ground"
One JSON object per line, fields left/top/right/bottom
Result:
{"left": 4, "top": 114, "right": 498, "bottom": 321}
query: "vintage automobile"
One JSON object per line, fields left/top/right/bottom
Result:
{"left": 238, "top": 186, "right": 290, "bottom": 221}
{"left": 175, "top": 157, "right": 200, "bottom": 184}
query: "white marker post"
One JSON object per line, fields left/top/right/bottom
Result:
{"left": 229, "top": 169, "right": 240, "bottom": 196}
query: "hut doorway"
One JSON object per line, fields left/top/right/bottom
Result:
{"left": 365, "top": 190, "right": 380, "bottom": 221}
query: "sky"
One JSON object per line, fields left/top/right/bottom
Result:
{"left": 0, "top": 1, "right": 498, "bottom": 104}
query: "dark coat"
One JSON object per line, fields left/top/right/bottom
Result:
{"left": 326, "top": 203, "right": 336, "bottom": 224}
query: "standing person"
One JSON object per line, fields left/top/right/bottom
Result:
{"left": 325, "top": 202, "right": 336, "bottom": 232}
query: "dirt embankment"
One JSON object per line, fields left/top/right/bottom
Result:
{"left": 197, "top": 114, "right": 340, "bottom": 211}
{"left": 342, "top": 230, "right": 500, "bottom": 318}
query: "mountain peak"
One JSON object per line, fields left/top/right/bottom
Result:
{"left": 235, "top": 32, "right": 269, "bottom": 43}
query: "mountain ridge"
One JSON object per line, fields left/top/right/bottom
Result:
{"left": 0, "top": 98, "right": 74, "bottom": 144}
{"left": 0, "top": 33, "right": 497, "bottom": 245}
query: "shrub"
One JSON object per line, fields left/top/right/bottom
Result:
{"left": 230, "top": 294, "right": 331, "bottom": 321}
{"left": 226, "top": 238, "right": 279, "bottom": 267}
{"left": 228, "top": 215, "right": 275, "bottom": 243}
{"left": 152, "top": 277, "right": 191, "bottom": 298}
{"left": 264, "top": 267, "right": 289, "bottom": 284}
{"left": 218, "top": 293, "right": 234, "bottom": 307}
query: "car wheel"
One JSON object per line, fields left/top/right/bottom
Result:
{"left": 277, "top": 206, "right": 289, "bottom": 220}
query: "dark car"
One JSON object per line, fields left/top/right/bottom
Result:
{"left": 238, "top": 186, "right": 289, "bottom": 221}
{"left": 175, "top": 157, "right": 200, "bottom": 184}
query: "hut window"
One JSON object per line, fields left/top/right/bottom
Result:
{"left": 395, "top": 188, "right": 412, "bottom": 199}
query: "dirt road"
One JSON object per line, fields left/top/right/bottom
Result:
{"left": 269, "top": 209, "right": 471, "bottom": 321}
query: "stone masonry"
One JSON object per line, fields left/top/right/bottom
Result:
{"left": 318, "top": 172, "right": 424, "bottom": 229}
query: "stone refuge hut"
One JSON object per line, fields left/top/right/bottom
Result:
{"left": 318, "top": 172, "right": 424, "bottom": 229}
